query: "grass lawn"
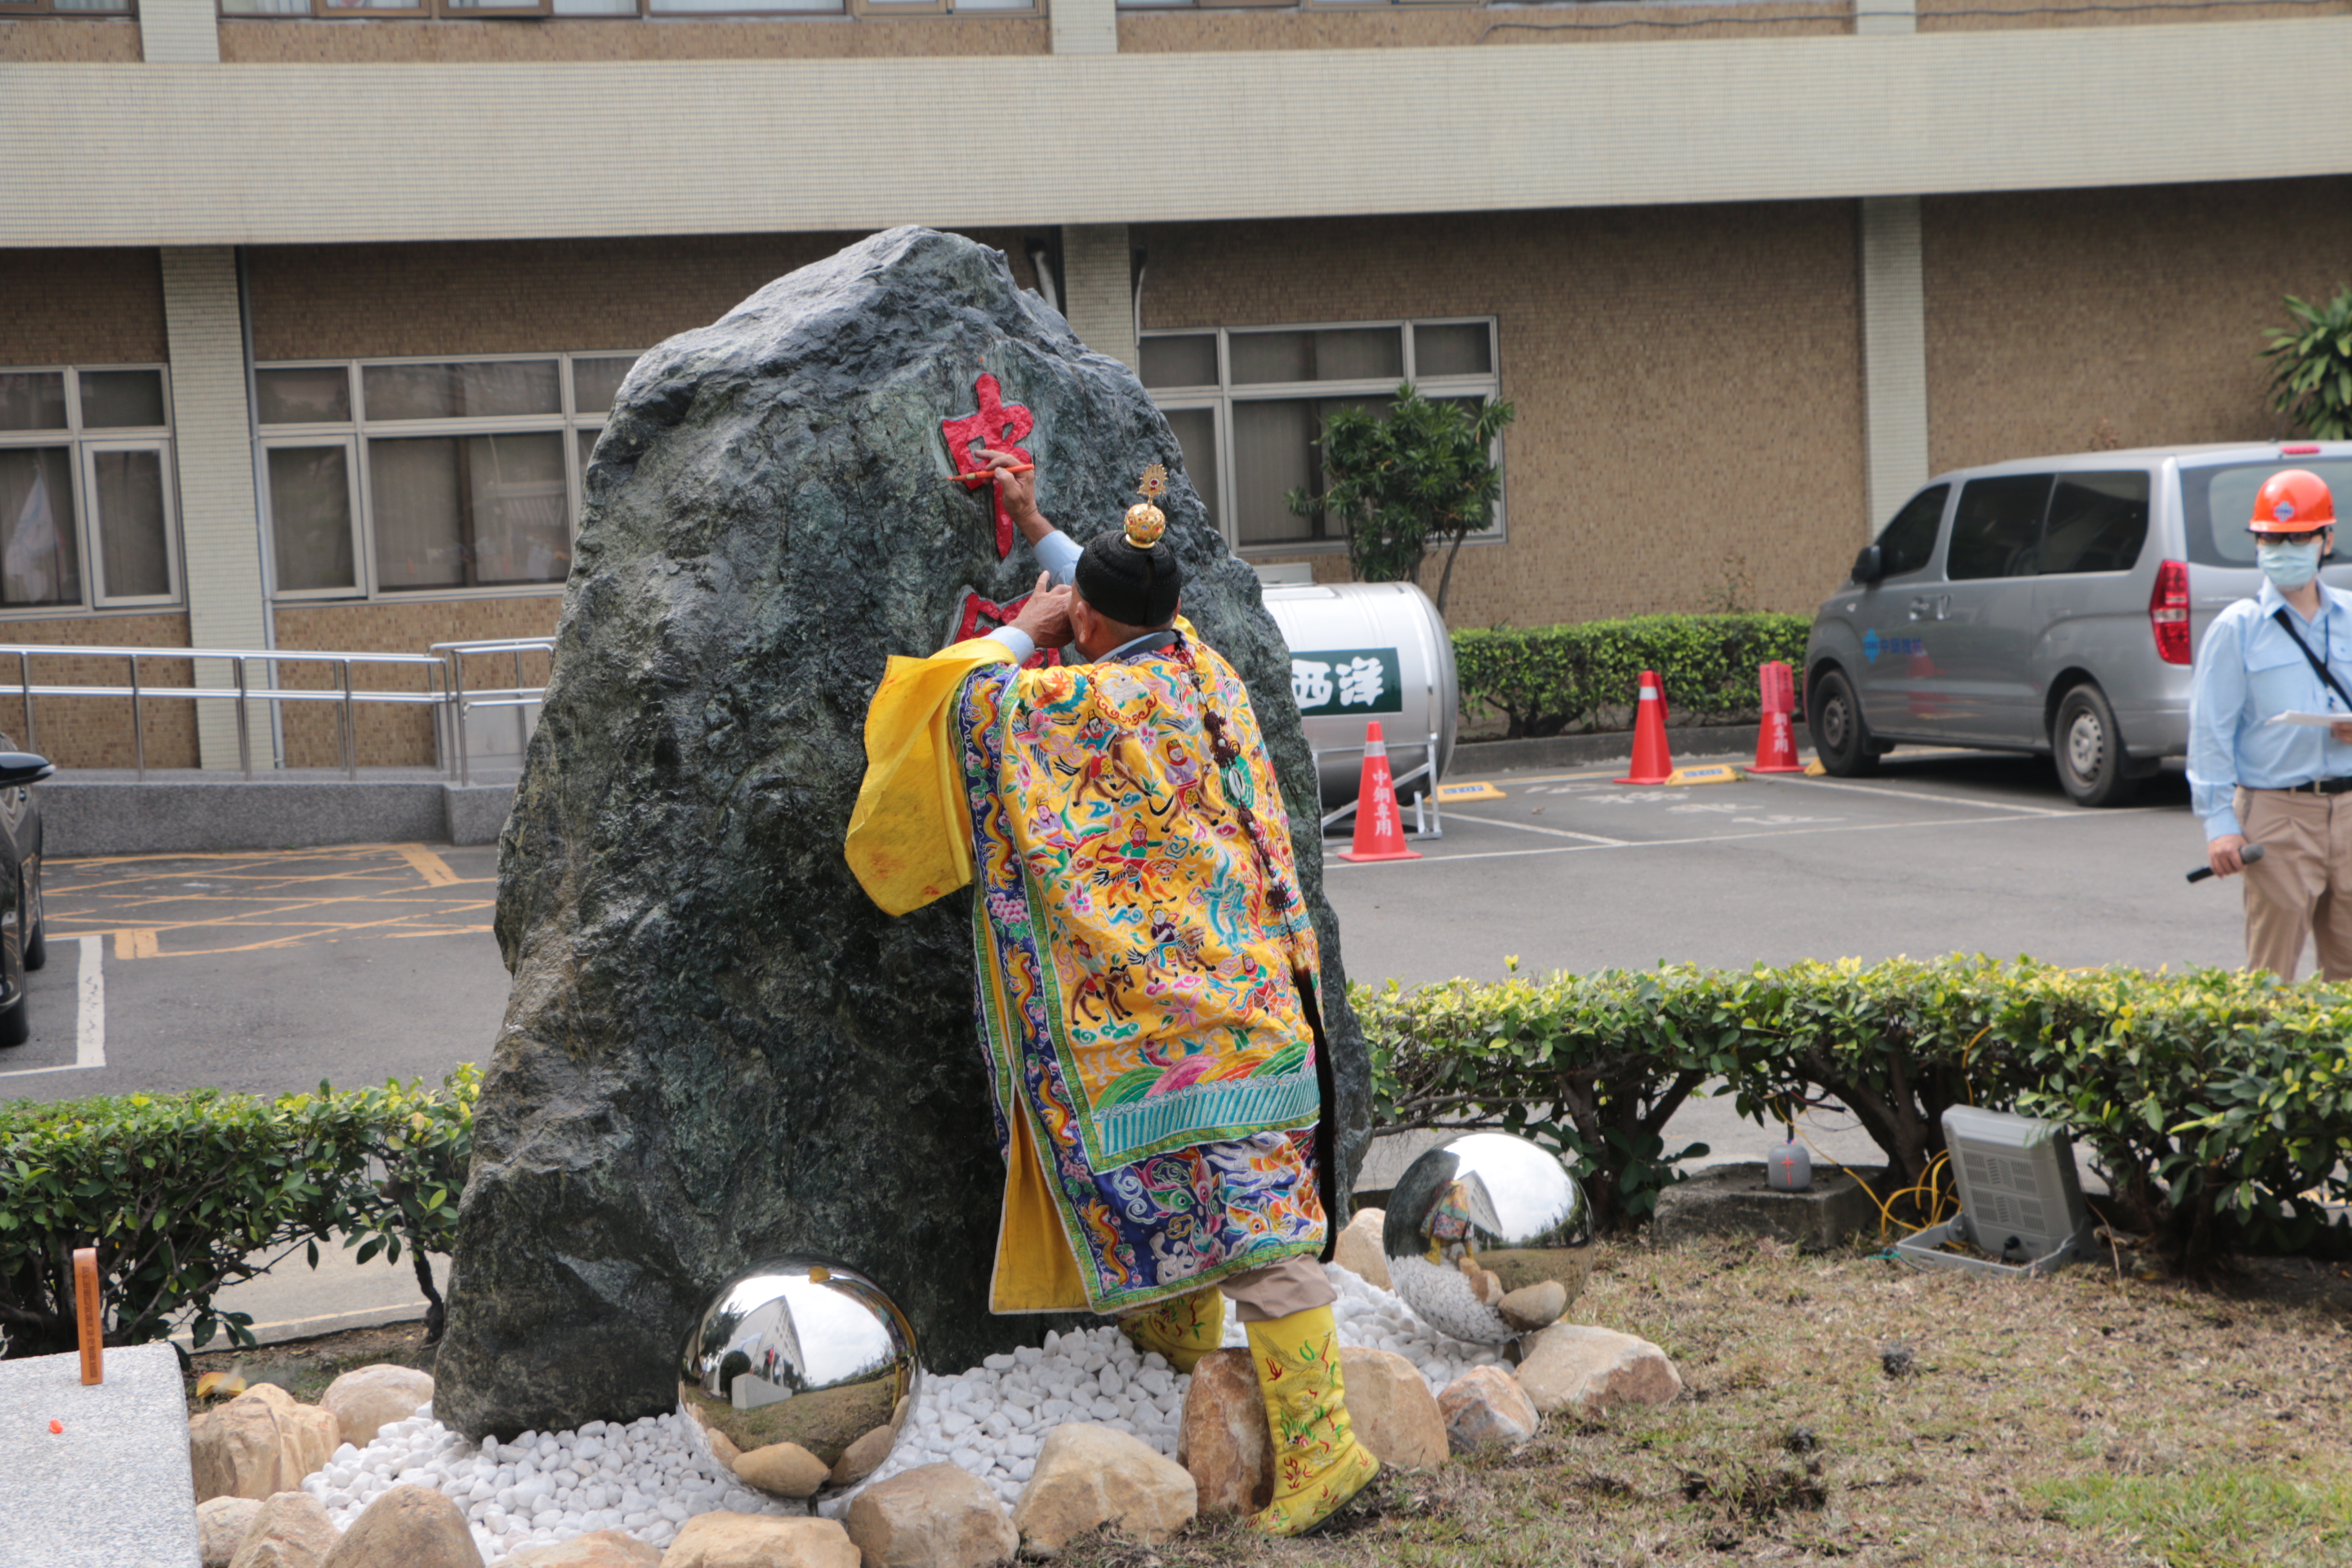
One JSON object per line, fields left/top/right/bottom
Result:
{"left": 1067, "top": 1235, "right": 2352, "bottom": 1568}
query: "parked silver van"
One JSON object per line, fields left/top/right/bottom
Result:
{"left": 1804, "top": 442, "right": 2352, "bottom": 806}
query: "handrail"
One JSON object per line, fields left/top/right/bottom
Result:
{"left": 432, "top": 638, "right": 557, "bottom": 787}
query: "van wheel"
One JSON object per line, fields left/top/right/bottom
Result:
{"left": 0, "top": 994, "right": 24, "bottom": 1048}
{"left": 1808, "top": 667, "right": 1879, "bottom": 777}
{"left": 2053, "top": 683, "right": 2137, "bottom": 807}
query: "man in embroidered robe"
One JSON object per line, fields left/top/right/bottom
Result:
{"left": 845, "top": 455, "right": 1377, "bottom": 1536}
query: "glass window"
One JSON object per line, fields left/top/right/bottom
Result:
{"left": 571, "top": 356, "right": 637, "bottom": 415}
{"left": 2182, "top": 460, "right": 2352, "bottom": 568}
{"left": 363, "top": 360, "right": 561, "bottom": 422}
{"left": 1874, "top": 485, "right": 1947, "bottom": 579}
{"left": 257, "top": 367, "right": 353, "bottom": 426}
{"left": 88, "top": 449, "right": 173, "bottom": 601}
{"left": 0, "top": 447, "right": 83, "bottom": 609}
{"left": 2038, "top": 471, "right": 2150, "bottom": 576}
{"left": 1141, "top": 335, "right": 1218, "bottom": 391}
{"left": 78, "top": 370, "right": 168, "bottom": 430}
{"left": 1948, "top": 475, "right": 2050, "bottom": 582}
{"left": 1230, "top": 328, "right": 1402, "bottom": 386}
{"left": 648, "top": 0, "right": 841, "bottom": 11}
{"left": 370, "top": 432, "right": 571, "bottom": 591}
{"left": 1160, "top": 408, "right": 1219, "bottom": 537}
{"left": 267, "top": 446, "right": 358, "bottom": 594}
{"left": 0, "top": 373, "right": 68, "bottom": 434}
{"left": 1413, "top": 322, "right": 1493, "bottom": 379}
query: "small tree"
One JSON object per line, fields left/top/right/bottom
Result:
{"left": 2263, "top": 287, "right": 2352, "bottom": 439}
{"left": 1285, "top": 384, "right": 1515, "bottom": 617}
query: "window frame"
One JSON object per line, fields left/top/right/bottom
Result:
{"left": 0, "top": 363, "right": 179, "bottom": 620}
{"left": 255, "top": 351, "right": 631, "bottom": 605}
{"left": 1139, "top": 316, "right": 1506, "bottom": 557}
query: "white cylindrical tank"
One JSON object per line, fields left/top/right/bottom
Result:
{"left": 1260, "top": 581, "right": 1458, "bottom": 807}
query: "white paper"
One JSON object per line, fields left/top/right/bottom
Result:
{"left": 2264, "top": 711, "right": 2344, "bottom": 727}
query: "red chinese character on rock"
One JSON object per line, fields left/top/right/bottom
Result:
{"left": 954, "top": 589, "right": 1061, "bottom": 669}
{"left": 941, "top": 373, "right": 1035, "bottom": 559}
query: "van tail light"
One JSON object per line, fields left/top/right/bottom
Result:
{"left": 2151, "top": 559, "right": 2191, "bottom": 665}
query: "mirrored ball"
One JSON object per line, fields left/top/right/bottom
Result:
{"left": 677, "top": 1257, "right": 921, "bottom": 1500}
{"left": 1382, "top": 1132, "right": 1593, "bottom": 1345}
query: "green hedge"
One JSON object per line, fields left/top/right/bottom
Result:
{"left": 1453, "top": 613, "right": 1811, "bottom": 739}
{"left": 1357, "top": 957, "right": 2352, "bottom": 1268}
{"left": 0, "top": 1068, "right": 476, "bottom": 1359}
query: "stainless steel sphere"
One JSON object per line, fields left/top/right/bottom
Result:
{"left": 677, "top": 1257, "right": 921, "bottom": 1500}
{"left": 1381, "top": 1132, "right": 1593, "bottom": 1345}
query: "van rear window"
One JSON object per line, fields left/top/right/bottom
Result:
{"left": 2182, "top": 460, "right": 2352, "bottom": 566}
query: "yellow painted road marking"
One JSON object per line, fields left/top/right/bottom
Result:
{"left": 1435, "top": 781, "right": 1505, "bottom": 803}
{"left": 394, "top": 843, "right": 462, "bottom": 888}
{"left": 114, "top": 928, "right": 159, "bottom": 960}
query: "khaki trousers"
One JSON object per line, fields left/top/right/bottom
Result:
{"left": 2239, "top": 786, "right": 2352, "bottom": 981}
{"left": 1218, "top": 1254, "right": 1335, "bottom": 1323}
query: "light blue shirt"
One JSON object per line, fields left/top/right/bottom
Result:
{"left": 986, "top": 529, "right": 1125, "bottom": 663}
{"left": 2186, "top": 578, "right": 2352, "bottom": 839}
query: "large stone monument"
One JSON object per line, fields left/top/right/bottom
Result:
{"left": 435, "top": 228, "right": 1371, "bottom": 1440}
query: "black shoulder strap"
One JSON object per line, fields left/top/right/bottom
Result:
{"left": 2271, "top": 607, "right": 2352, "bottom": 712}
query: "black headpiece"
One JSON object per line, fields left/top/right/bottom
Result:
{"left": 1074, "top": 465, "right": 1183, "bottom": 627}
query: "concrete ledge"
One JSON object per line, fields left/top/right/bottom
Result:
{"left": 1652, "top": 1161, "right": 1890, "bottom": 1251}
{"left": 40, "top": 769, "right": 516, "bottom": 856}
{"left": 1453, "top": 724, "right": 1760, "bottom": 774}
{"left": 0, "top": 1343, "right": 201, "bottom": 1567}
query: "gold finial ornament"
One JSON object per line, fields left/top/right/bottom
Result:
{"left": 1124, "top": 464, "right": 1170, "bottom": 548}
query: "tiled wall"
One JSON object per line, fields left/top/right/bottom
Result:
{"left": 0, "top": 248, "right": 168, "bottom": 365}
{"left": 0, "top": 614, "right": 200, "bottom": 770}
{"left": 0, "top": 17, "right": 143, "bottom": 60}
{"left": 273, "top": 594, "right": 562, "bottom": 767}
{"left": 1119, "top": 3, "right": 1846, "bottom": 52}
{"left": 1141, "top": 205, "right": 1870, "bottom": 627}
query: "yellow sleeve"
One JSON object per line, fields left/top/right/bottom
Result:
{"left": 844, "top": 638, "right": 1014, "bottom": 917}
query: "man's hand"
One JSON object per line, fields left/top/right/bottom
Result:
{"left": 981, "top": 450, "right": 1052, "bottom": 545}
{"left": 2330, "top": 720, "right": 2352, "bottom": 745}
{"left": 2208, "top": 833, "right": 2249, "bottom": 879}
{"left": 1010, "top": 572, "right": 1073, "bottom": 649}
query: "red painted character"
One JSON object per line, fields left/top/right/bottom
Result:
{"left": 941, "top": 373, "right": 1035, "bottom": 558}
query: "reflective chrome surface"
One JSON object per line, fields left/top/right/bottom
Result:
{"left": 677, "top": 1257, "right": 921, "bottom": 1498}
{"left": 1382, "top": 1132, "right": 1593, "bottom": 1345}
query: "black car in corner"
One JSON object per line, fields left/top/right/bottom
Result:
{"left": 0, "top": 747, "right": 55, "bottom": 1049}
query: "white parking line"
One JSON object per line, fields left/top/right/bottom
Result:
{"left": 1752, "top": 774, "right": 2073, "bottom": 816}
{"left": 0, "top": 934, "right": 105, "bottom": 1080}
{"left": 1439, "top": 811, "right": 1631, "bottom": 847}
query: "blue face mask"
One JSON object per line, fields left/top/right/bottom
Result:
{"left": 2259, "top": 536, "right": 2324, "bottom": 590}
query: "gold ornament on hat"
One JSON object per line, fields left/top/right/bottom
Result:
{"left": 1124, "top": 464, "right": 1169, "bottom": 549}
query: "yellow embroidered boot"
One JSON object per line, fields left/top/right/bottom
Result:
{"left": 1117, "top": 1288, "right": 1225, "bottom": 1373}
{"left": 1245, "top": 1305, "right": 1380, "bottom": 1536}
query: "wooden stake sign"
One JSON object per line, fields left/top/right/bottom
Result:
{"left": 73, "top": 1246, "right": 102, "bottom": 1384}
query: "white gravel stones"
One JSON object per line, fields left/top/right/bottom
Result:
{"left": 304, "top": 1264, "right": 1494, "bottom": 1560}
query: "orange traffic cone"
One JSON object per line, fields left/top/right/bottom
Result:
{"left": 1614, "top": 671, "right": 1674, "bottom": 785}
{"left": 1751, "top": 661, "right": 1803, "bottom": 774}
{"left": 1339, "top": 721, "right": 1422, "bottom": 863}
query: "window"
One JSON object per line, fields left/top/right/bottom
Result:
{"left": 2037, "top": 471, "right": 2149, "bottom": 576}
{"left": 0, "top": 367, "right": 179, "bottom": 614}
{"left": 1947, "top": 474, "right": 2051, "bottom": 582}
{"left": 255, "top": 353, "right": 635, "bottom": 601}
{"left": 0, "top": 0, "right": 134, "bottom": 14}
{"left": 1873, "top": 484, "right": 1947, "bottom": 580}
{"left": 1140, "top": 318, "right": 1504, "bottom": 553}
{"left": 2182, "top": 460, "right": 2352, "bottom": 569}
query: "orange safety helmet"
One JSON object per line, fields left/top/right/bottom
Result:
{"left": 2248, "top": 468, "right": 2338, "bottom": 534}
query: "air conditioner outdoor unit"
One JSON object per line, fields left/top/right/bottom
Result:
{"left": 1894, "top": 1106, "right": 2099, "bottom": 1278}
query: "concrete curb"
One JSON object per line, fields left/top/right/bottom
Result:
{"left": 1453, "top": 723, "right": 1761, "bottom": 773}
{"left": 39, "top": 771, "right": 516, "bottom": 856}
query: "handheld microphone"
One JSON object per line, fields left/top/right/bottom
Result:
{"left": 2186, "top": 842, "right": 2266, "bottom": 883}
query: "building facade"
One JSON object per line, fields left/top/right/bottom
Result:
{"left": 3, "top": 0, "right": 2349, "bottom": 768}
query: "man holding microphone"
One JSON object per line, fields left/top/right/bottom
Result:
{"left": 2189, "top": 468, "right": 2352, "bottom": 979}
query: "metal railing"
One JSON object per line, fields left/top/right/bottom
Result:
{"left": 0, "top": 644, "right": 454, "bottom": 781}
{"left": 433, "top": 638, "right": 556, "bottom": 787}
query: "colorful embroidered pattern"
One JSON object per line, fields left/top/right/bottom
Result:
{"left": 958, "top": 630, "right": 1327, "bottom": 1314}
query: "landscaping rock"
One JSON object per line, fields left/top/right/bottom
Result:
{"left": 193, "top": 1384, "right": 343, "bottom": 1502}
{"left": 732, "top": 1440, "right": 832, "bottom": 1498}
{"left": 662, "top": 1513, "right": 860, "bottom": 1568}
{"left": 1174, "top": 1348, "right": 1269, "bottom": 1516}
{"left": 490, "top": 1532, "right": 662, "bottom": 1568}
{"left": 1013, "top": 1422, "right": 1197, "bottom": 1554}
{"left": 828, "top": 1422, "right": 897, "bottom": 1487}
{"left": 1513, "top": 1324, "right": 1683, "bottom": 1416}
{"left": 1496, "top": 1279, "right": 1568, "bottom": 1333}
{"left": 318, "top": 1484, "right": 483, "bottom": 1568}
{"left": 320, "top": 1365, "right": 436, "bottom": 1451}
{"left": 1336, "top": 1348, "right": 1447, "bottom": 1470}
{"left": 843, "top": 1462, "right": 1019, "bottom": 1568}
{"left": 199, "top": 1494, "right": 264, "bottom": 1567}
{"left": 433, "top": 224, "right": 1369, "bottom": 1438}
{"left": 1437, "top": 1366, "right": 1540, "bottom": 1451}
{"left": 224, "top": 1490, "right": 338, "bottom": 1568}
{"left": 1332, "top": 1207, "right": 1390, "bottom": 1290}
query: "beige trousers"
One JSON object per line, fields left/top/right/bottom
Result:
{"left": 2239, "top": 786, "right": 2352, "bottom": 981}
{"left": 1217, "top": 1254, "right": 1335, "bottom": 1323}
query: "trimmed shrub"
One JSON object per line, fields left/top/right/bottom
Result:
{"left": 0, "top": 1068, "right": 476, "bottom": 1358}
{"left": 1357, "top": 957, "right": 2352, "bottom": 1268}
{"left": 1453, "top": 613, "right": 1811, "bottom": 739}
